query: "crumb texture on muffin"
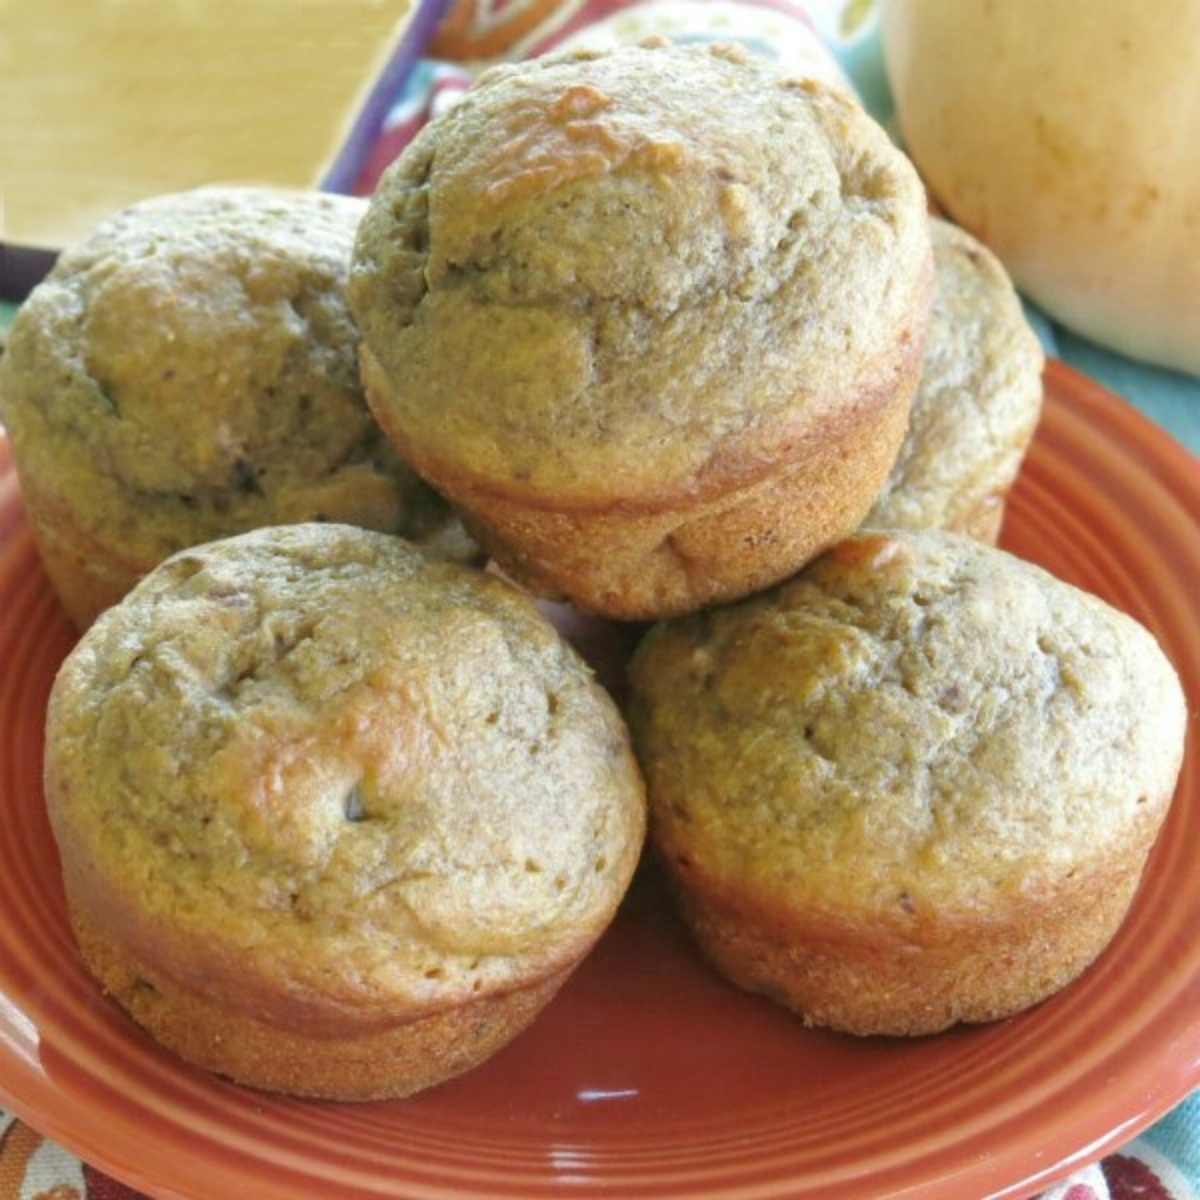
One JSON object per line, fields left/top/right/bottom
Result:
{"left": 350, "top": 41, "right": 931, "bottom": 507}
{"left": 629, "top": 530, "right": 1186, "bottom": 1033}
{"left": 864, "top": 219, "right": 1045, "bottom": 540}
{"left": 70, "top": 904, "right": 571, "bottom": 1101}
{"left": 47, "top": 526, "right": 645, "bottom": 1051}
{"left": 0, "top": 188, "right": 470, "bottom": 583}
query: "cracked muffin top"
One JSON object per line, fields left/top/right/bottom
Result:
{"left": 864, "top": 219, "right": 1044, "bottom": 536}
{"left": 46, "top": 524, "right": 645, "bottom": 1030}
{"left": 350, "top": 41, "right": 930, "bottom": 506}
{"left": 0, "top": 187, "right": 472, "bottom": 566}
{"left": 629, "top": 530, "right": 1186, "bottom": 933}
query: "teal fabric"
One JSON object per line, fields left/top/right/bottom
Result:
{"left": 0, "top": 301, "right": 15, "bottom": 334}
{"left": 1050, "top": 328, "right": 1200, "bottom": 452}
{"left": 835, "top": 34, "right": 1200, "bottom": 456}
{"left": 1143, "top": 1094, "right": 1200, "bottom": 1180}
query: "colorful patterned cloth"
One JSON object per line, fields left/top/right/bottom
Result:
{"left": 1, "top": 1, "right": 1197, "bottom": 1196}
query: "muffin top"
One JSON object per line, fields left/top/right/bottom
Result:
{"left": 629, "top": 530, "right": 1186, "bottom": 936}
{"left": 47, "top": 525, "right": 645, "bottom": 1029}
{"left": 865, "top": 219, "right": 1044, "bottom": 534}
{"left": 0, "top": 187, "right": 471, "bottom": 565}
{"left": 350, "top": 41, "right": 930, "bottom": 506}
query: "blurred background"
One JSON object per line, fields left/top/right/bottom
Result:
{"left": 2, "top": 0, "right": 1196, "bottom": 449}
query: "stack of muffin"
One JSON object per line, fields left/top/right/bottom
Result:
{"left": 2, "top": 41, "right": 1185, "bottom": 1099}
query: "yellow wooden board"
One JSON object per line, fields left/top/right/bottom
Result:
{"left": 0, "top": 0, "right": 412, "bottom": 248}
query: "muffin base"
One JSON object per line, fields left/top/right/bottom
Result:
{"left": 668, "top": 856, "right": 1148, "bottom": 1037}
{"left": 16, "top": 453, "right": 483, "bottom": 631}
{"left": 862, "top": 455, "right": 1023, "bottom": 546}
{"left": 71, "top": 906, "right": 571, "bottom": 1101}
{"left": 17, "top": 465, "right": 146, "bottom": 629}
{"left": 362, "top": 329, "right": 923, "bottom": 621}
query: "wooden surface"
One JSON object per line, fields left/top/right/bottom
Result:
{"left": 0, "top": 0, "right": 411, "bottom": 249}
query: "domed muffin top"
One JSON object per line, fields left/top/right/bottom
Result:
{"left": 47, "top": 525, "right": 645, "bottom": 1028}
{"left": 0, "top": 188, "right": 467, "bottom": 564}
{"left": 865, "top": 218, "right": 1044, "bottom": 535}
{"left": 630, "top": 530, "right": 1185, "bottom": 936}
{"left": 350, "top": 41, "right": 930, "bottom": 506}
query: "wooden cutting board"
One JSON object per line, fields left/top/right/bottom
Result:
{"left": 0, "top": 0, "right": 414, "bottom": 251}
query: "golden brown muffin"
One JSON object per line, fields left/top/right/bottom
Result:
{"left": 629, "top": 530, "right": 1187, "bottom": 1036}
{"left": 863, "top": 219, "right": 1044, "bottom": 542}
{"left": 350, "top": 41, "right": 933, "bottom": 620}
{"left": 0, "top": 187, "right": 475, "bottom": 630}
{"left": 46, "top": 524, "right": 645, "bottom": 1099}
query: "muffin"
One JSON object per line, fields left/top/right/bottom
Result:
{"left": 863, "top": 219, "right": 1044, "bottom": 542}
{"left": 350, "top": 40, "right": 933, "bottom": 620}
{"left": 0, "top": 187, "right": 474, "bottom": 630}
{"left": 45, "top": 524, "right": 645, "bottom": 1099}
{"left": 629, "top": 530, "right": 1187, "bottom": 1036}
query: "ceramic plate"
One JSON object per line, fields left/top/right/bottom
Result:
{"left": 0, "top": 361, "right": 1198, "bottom": 1199}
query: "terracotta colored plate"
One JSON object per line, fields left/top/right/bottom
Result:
{"left": 0, "top": 360, "right": 1198, "bottom": 1200}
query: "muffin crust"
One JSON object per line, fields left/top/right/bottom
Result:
{"left": 0, "top": 187, "right": 473, "bottom": 628}
{"left": 864, "top": 219, "right": 1044, "bottom": 541}
{"left": 351, "top": 42, "right": 932, "bottom": 618}
{"left": 629, "top": 530, "right": 1187, "bottom": 1035}
{"left": 47, "top": 524, "right": 645, "bottom": 1097}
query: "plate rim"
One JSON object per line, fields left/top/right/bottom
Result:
{"left": 0, "top": 358, "right": 1198, "bottom": 1200}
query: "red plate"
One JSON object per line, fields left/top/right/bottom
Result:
{"left": 0, "top": 360, "right": 1198, "bottom": 1199}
